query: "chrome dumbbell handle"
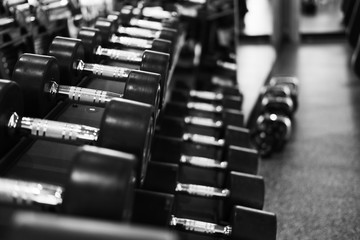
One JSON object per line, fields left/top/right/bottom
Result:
{"left": 189, "top": 90, "right": 224, "bottom": 101}
{"left": 180, "top": 155, "right": 228, "bottom": 169}
{"left": 182, "top": 133, "right": 224, "bottom": 147}
{"left": 0, "top": 178, "right": 63, "bottom": 207}
{"left": 118, "top": 26, "right": 160, "bottom": 39}
{"left": 45, "top": 81, "right": 122, "bottom": 106}
{"left": 170, "top": 216, "right": 232, "bottom": 236}
{"left": 184, "top": 116, "right": 223, "bottom": 128}
{"left": 142, "top": 7, "right": 176, "bottom": 20}
{"left": 175, "top": 183, "right": 230, "bottom": 198}
{"left": 110, "top": 35, "right": 153, "bottom": 49}
{"left": 186, "top": 102, "right": 223, "bottom": 113}
{"left": 129, "top": 18, "right": 164, "bottom": 31}
{"left": 8, "top": 112, "right": 99, "bottom": 143}
{"left": 76, "top": 60, "right": 132, "bottom": 80}
{"left": 95, "top": 46, "right": 143, "bottom": 63}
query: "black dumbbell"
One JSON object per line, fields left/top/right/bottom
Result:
{"left": 269, "top": 76, "right": 299, "bottom": 112}
{"left": 0, "top": 79, "right": 153, "bottom": 184}
{"left": 151, "top": 134, "right": 259, "bottom": 180}
{"left": 120, "top": 4, "right": 179, "bottom": 22}
{"left": 76, "top": 27, "right": 170, "bottom": 96}
{"left": 79, "top": 27, "right": 172, "bottom": 59}
{"left": 7, "top": 210, "right": 178, "bottom": 240}
{"left": 156, "top": 115, "right": 251, "bottom": 148}
{"left": 0, "top": 145, "right": 136, "bottom": 221}
{"left": 162, "top": 101, "right": 244, "bottom": 128}
{"left": 13, "top": 53, "right": 160, "bottom": 118}
{"left": 48, "top": 36, "right": 168, "bottom": 109}
{"left": 95, "top": 18, "right": 177, "bottom": 48}
{"left": 46, "top": 36, "right": 161, "bottom": 110}
{"left": 110, "top": 6, "right": 179, "bottom": 30}
{"left": 144, "top": 161, "right": 264, "bottom": 212}
{"left": 133, "top": 191, "right": 277, "bottom": 240}
{"left": 170, "top": 88, "right": 242, "bottom": 110}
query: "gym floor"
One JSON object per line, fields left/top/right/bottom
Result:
{"left": 238, "top": 0, "right": 360, "bottom": 239}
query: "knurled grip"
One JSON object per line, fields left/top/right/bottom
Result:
{"left": 58, "top": 85, "right": 121, "bottom": 106}
{"left": 96, "top": 46, "right": 143, "bottom": 63}
{"left": 118, "top": 26, "right": 158, "bottom": 39}
{"left": 129, "top": 18, "right": 163, "bottom": 31}
{"left": 170, "top": 216, "right": 232, "bottom": 236}
{"left": 175, "top": 183, "right": 230, "bottom": 198}
{"left": 81, "top": 62, "right": 132, "bottom": 80}
{"left": 110, "top": 35, "right": 153, "bottom": 49}
{"left": 180, "top": 155, "right": 228, "bottom": 169}
{"left": 20, "top": 117, "right": 99, "bottom": 142}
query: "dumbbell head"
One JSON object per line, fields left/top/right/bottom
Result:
{"left": 140, "top": 50, "right": 170, "bottom": 108}
{"left": 151, "top": 38, "right": 172, "bottom": 56}
{"left": 94, "top": 18, "right": 117, "bottom": 45}
{"left": 151, "top": 135, "right": 182, "bottom": 164}
{"left": 231, "top": 206, "right": 277, "bottom": 240}
{"left": 124, "top": 70, "right": 160, "bottom": 113}
{"left": 48, "top": 36, "right": 85, "bottom": 85}
{"left": 62, "top": 145, "right": 136, "bottom": 221}
{"left": 261, "top": 95, "right": 294, "bottom": 118}
{"left": 225, "top": 172, "right": 264, "bottom": 212}
{"left": 97, "top": 98, "right": 154, "bottom": 185}
{"left": 0, "top": 79, "right": 23, "bottom": 157}
{"left": 8, "top": 210, "right": 178, "bottom": 240}
{"left": 143, "top": 161, "right": 178, "bottom": 194}
{"left": 12, "top": 53, "right": 59, "bottom": 117}
{"left": 132, "top": 189, "right": 174, "bottom": 227}
{"left": 77, "top": 27, "right": 102, "bottom": 62}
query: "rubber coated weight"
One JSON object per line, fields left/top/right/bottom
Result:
{"left": 12, "top": 53, "right": 59, "bottom": 118}
{"left": 98, "top": 98, "right": 154, "bottom": 185}
{"left": 48, "top": 36, "right": 85, "bottom": 85}
{"left": 63, "top": 145, "right": 136, "bottom": 221}
{"left": 125, "top": 70, "right": 160, "bottom": 114}
{"left": 231, "top": 206, "right": 277, "bottom": 240}
{"left": 0, "top": 79, "right": 23, "bottom": 157}
{"left": 77, "top": 27, "right": 102, "bottom": 62}
{"left": 94, "top": 17, "right": 117, "bottom": 45}
{"left": 140, "top": 50, "right": 169, "bottom": 107}
{"left": 151, "top": 39, "right": 172, "bottom": 56}
{"left": 9, "top": 210, "right": 178, "bottom": 240}
{"left": 132, "top": 189, "right": 174, "bottom": 227}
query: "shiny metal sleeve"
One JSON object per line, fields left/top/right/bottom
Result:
{"left": 118, "top": 26, "right": 158, "bottom": 38}
{"left": 96, "top": 46, "right": 143, "bottom": 63}
{"left": 186, "top": 102, "right": 223, "bottom": 113}
{"left": 19, "top": 117, "right": 99, "bottom": 143}
{"left": 189, "top": 90, "right": 224, "bottom": 100}
{"left": 180, "top": 155, "right": 228, "bottom": 169}
{"left": 170, "top": 216, "right": 232, "bottom": 236}
{"left": 77, "top": 60, "right": 132, "bottom": 80}
{"left": 0, "top": 178, "right": 63, "bottom": 207}
{"left": 129, "top": 18, "right": 164, "bottom": 31}
{"left": 175, "top": 183, "right": 230, "bottom": 198}
{"left": 182, "top": 133, "right": 225, "bottom": 147}
{"left": 110, "top": 35, "right": 153, "bottom": 49}
{"left": 58, "top": 85, "right": 122, "bottom": 106}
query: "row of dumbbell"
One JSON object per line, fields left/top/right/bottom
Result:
{"left": 0, "top": 6, "right": 277, "bottom": 240}
{"left": 251, "top": 76, "right": 299, "bottom": 157}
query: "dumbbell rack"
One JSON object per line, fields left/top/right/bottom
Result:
{"left": 0, "top": 1, "right": 278, "bottom": 240}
